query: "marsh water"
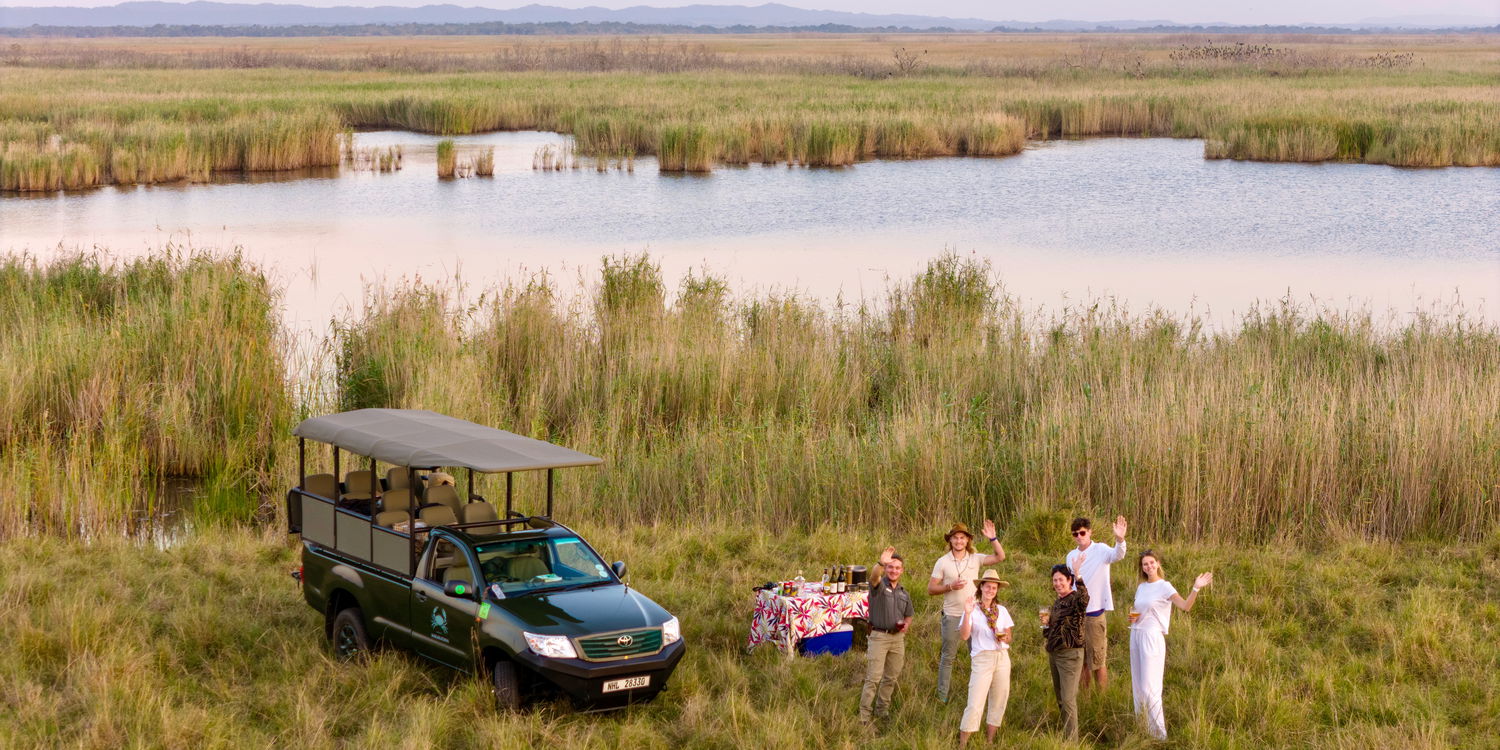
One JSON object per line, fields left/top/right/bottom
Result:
{"left": 3, "top": 131, "right": 1497, "bottom": 331}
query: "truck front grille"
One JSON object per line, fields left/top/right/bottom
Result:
{"left": 575, "top": 628, "right": 663, "bottom": 661}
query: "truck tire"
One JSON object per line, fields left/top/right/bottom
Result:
{"left": 330, "top": 607, "right": 370, "bottom": 660}
{"left": 492, "top": 661, "right": 522, "bottom": 711}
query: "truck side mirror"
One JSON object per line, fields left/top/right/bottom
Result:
{"left": 611, "top": 561, "right": 626, "bottom": 579}
{"left": 444, "top": 580, "right": 474, "bottom": 599}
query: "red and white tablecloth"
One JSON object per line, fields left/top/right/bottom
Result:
{"left": 746, "top": 584, "right": 869, "bottom": 653}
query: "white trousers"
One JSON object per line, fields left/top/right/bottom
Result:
{"left": 959, "top": 649, "right": 1011, "bottom": 733}
{"left": 1129, "top": 627, "right": 1168, "bottom": 740}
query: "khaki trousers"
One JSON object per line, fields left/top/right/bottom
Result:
{"left": 1049, "top": 647, "right": 1084, "bottom": 741}
{"left": 859, "top": 631, "right": 906, "bottom": 721}
{"left": 937, "top": 613, "right": 963, "bottom": 700}
{"left": 959, "top": 649, "right": 1011, "bottom": 733}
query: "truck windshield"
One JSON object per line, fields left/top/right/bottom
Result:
{"left": 475, "top": 536, "right": 613, "bottom": 595}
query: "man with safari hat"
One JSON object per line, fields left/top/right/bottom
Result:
{"left": 928, "top": 519, "right": 1006, "bottom": 703}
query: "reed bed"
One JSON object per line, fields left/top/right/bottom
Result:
{"left": 4, "top": 250, "right": 1497, "bottom": 541}
{"left": 0, "top": 109, "right": 341, "bottom": 191}
{"left": 2, "top": 523, "right": 1496, "bottom": 748}
{"left": 0, "top": 251, "right": 289, "bottom": 537}
{"left": 1, "top": 34, "right": 1495, "bottom": 190}
{"left": 332, "top": 254, "right": 1500, "bottom": 542}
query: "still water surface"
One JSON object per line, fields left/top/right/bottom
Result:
{"left": 3, "top": 132, "right": 1496, "bottom": 328}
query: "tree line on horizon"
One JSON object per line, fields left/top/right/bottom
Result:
{"left": 2, "top": 20, "right": 1496, "bottom": 38}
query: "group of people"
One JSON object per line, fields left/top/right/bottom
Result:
{"left": 858, "top": 516, "right": 1214, "bottom": 743}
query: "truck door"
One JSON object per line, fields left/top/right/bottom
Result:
{"left": 409, "top": 535, "right": 481, "bottom": 670}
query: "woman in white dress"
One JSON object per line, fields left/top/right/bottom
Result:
{"left": 957, "top": 569, "right": 1014, "bottom": 748}
{"left": 1129, "top": 550, "right": 1213, "bottom": 740}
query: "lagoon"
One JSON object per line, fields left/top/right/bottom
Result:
{"left": 3, "top": 132, "right": 1496, "bottom": 329}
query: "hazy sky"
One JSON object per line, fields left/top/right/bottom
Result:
{"left": 2, "top": 0, "right": 1497, "bottom": 25}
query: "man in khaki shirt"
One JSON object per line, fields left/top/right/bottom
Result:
{"left": 927, "top": 520, "right": 1006, "bottom": 703}
{"left": 860, "top": 546, "right": 915, "bottom": 725}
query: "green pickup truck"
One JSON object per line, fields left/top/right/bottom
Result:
{"left": 285, "top": 409, "right": 684, "bottom": 710}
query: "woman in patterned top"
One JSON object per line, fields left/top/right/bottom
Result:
{"left": 1129, "top": 550, "right": 1213, "bottom": 740}
{"left": 1044, "top": 554, "right": 1089, "bottom": 741}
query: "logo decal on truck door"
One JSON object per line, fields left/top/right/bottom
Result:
{"left": 430, "top": 607, "right": 449, "bottom": 642}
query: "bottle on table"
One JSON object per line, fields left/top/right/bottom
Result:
{"left": 820, "top": 567, "right": 830, "bottom": 592}
{"left": 793, "top": 570, "right": 806, "bottom": 596}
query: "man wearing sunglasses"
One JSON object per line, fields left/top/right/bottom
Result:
{"left": 1064, "top": 515, "right": 1128, "bottom": 691}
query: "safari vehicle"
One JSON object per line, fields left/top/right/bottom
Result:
{"left": 285, "top": 409, "right": 683, "bottom": 710}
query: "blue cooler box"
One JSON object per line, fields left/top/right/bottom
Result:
{"left": 798, "top": 625, "right": 854, "bottom": 656}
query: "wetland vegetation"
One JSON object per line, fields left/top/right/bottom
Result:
{"left": 1, "top": 34, "right": 1496, "bottom": 191}
{"left": 2, "top": 249, "right": 1497, "bottom": 747}
{"left": 4, "top": 251, "right": 1496, "bottom": 541}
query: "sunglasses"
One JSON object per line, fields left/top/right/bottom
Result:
{"left": 1072, "top": 530, "right": 1089, "bottom": 537}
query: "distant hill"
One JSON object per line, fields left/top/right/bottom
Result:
{"left": 0, "top": 2, "right": 1012, "bottom": 30}
{"left": 0, "top": 2, "right": 1493, "bottom": 33}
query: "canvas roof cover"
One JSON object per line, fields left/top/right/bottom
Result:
{"left": 293, "top": 409, "right": 603, "bottom": 473}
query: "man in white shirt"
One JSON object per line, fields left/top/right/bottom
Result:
{"left": 1064, "top": 515, "right": 1127, "bottom": 691}
{"left": 927, "top": 520, "right": 1006, "bottom": 703}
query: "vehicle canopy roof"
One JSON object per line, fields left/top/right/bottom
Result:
{"left": 292, "top": 409, "right": 603, "bottom": 473}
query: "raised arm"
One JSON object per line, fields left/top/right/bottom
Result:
{"left": 979, "top": 518, "right": 1006, "bottom": 565}
{"left": 1058, "top": 577, "right": 1090, "bottom": 617}
{"left": 1108, "top": 515, "right": 1128, "bottom": 562}
{"left": 1171, "top": 572, "right": 1213, "bottom": 612}
{"left": 958, "top": 596, "right": 976, "bottom": 639}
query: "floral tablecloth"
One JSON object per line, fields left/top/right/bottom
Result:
{"left": 746, "top": 584, "right": 869, "bottom": 653}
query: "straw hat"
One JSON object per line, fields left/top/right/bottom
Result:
{"left": 428, "top": 472, "right": 456, "bottom": 487}
{"left": 944, "top": 523, "right": 974, "bottom": 542}
{"left": 977, "top": 569, "right": 1010, "bottom": 589}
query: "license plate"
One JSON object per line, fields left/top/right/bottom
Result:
{"left": 602, "top": 675, "right": 650, "bottom": 693}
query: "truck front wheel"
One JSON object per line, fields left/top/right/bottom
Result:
{"left": 492, "top": 661, "right": 522, "bottom": 711}
{"left": 330, "top": 607, "right": 370, "bottom": 660}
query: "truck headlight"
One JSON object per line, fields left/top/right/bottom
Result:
{"left": 524, "top": 632, "right": 578, "bottom": 659}
{"left": 661, "top": 616, "right": 681, "bottom": 645}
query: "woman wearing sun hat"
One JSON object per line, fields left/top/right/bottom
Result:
{"left": 928, "top": 520, "right": 1006, "bottom": 703}
{"left": 957, "top": 569, "right": 1014, "bottom": 747}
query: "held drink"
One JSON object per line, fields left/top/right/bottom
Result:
{"left": 1039, "top": 607, "right": 1051, "bottom": 628}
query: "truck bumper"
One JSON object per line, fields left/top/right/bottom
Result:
{"left": 515, "top": 640, "right": 685, "bottom": 708}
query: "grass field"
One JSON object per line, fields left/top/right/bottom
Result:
{"left": 1, "top": 33, "right": 1496, "bottom": 190}
{"left": 2, "top": 522, "right": 1496, "bottom": 748}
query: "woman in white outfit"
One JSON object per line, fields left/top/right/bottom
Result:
{"left": 1129, "top": 550, "right": 1213, "bottom": 740}
{"left": 957, "top": 569, "right": 1014, "bottom": 748}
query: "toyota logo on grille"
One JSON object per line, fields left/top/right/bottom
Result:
{"left": 616, "top": 635, "right": 634, "bottom": 647}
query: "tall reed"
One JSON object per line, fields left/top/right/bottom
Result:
{"left": 0, "top": 251, "right": 289, "bottom": 536}
{"left": 330, "top": 254, "right": 1500, "bottom": 541}
{"left": 435, "top": 138, "right": 456, "bottom": 178}
{"left": 5, "top": 249, "right": 1495, "bottom": 541}
{"left": 473, "top": 146, "right": 495, "bottom": 176}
